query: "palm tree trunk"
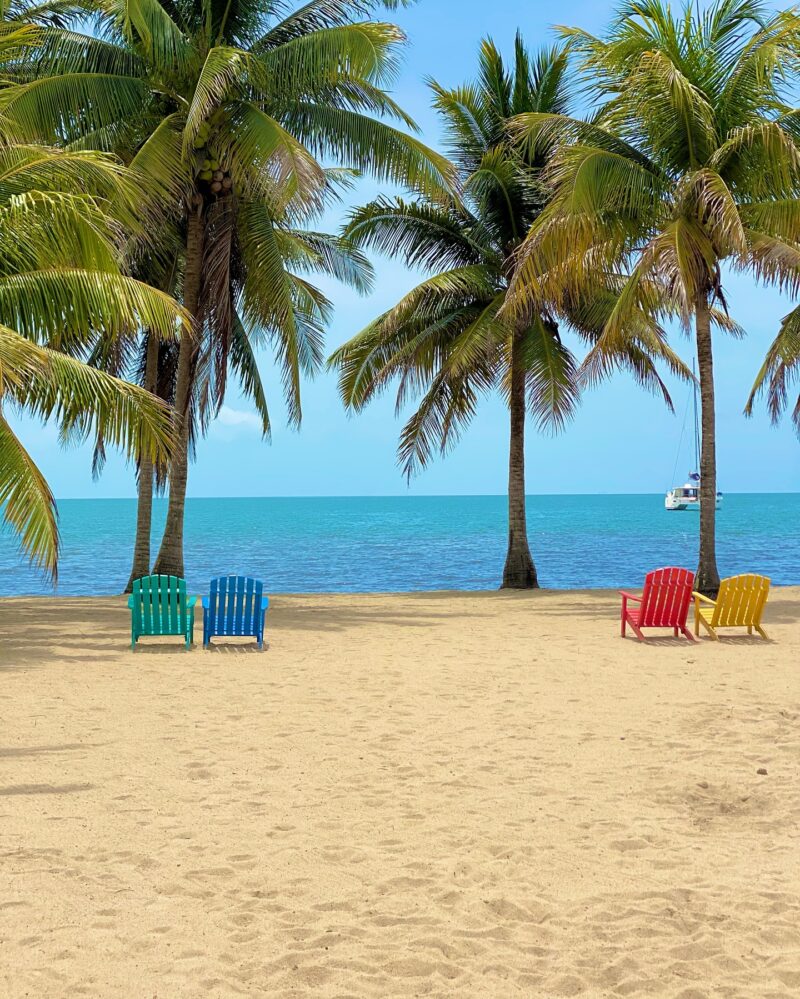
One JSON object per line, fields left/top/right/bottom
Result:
{"left": 152, "top": 205, "right": 205, "bottom": 579}
{"left": 694, "top": 292, "right": 721, "bottom": 596}
{"left": 124, "top": 330, "right": 159, "bottom": 592}
{"left": 501, "top": 328, "right": 539, "bottom": 589}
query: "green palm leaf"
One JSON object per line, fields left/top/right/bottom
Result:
{"left": 0, "top": 410, "right": 58, "bottom": 578}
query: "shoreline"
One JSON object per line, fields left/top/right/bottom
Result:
{"left": 3, "top": 582, "right": 800, "bottom": 601}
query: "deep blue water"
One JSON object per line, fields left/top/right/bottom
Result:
{"left": 0, "top": 493, "right": 798, "bottom": 596}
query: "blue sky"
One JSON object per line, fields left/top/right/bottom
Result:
{"left": 15, "top": 0, "right": 800, "bottom": 497}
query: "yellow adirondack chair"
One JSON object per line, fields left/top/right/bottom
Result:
{"left": 693, "top": 574, "right": 771, "bottom": 640}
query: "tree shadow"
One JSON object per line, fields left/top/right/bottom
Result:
{"left": 0, "top": 588, "right": 795, "bottom": 659}
{"left": 0, "top": 744, "right": 93, "bottom": 760}
{"left": 0, "top": 782, "right": 94, "bottom": 797}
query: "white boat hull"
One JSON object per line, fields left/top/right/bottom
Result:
{"left": 665, "top": 491, "right": 723, "bottom": 512}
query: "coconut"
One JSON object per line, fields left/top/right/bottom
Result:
{"left": 221, "top": 176, "right": 233, "bottom": 190}
{"left": 210, "top": 181, "right": 222, "bottom": 193}
{"left": 212, "top": 170, "right": 224, "bottom": 182}
{"left": 199, "top": 170, "right": 213, "bottom": 181}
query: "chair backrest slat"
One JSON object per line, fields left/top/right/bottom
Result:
{"left": 242, "top": 577, "right": 254, "bottom": 634}
{"left": 140, "top": 576, "right": 152, "bottom": 634}
{"left": 225, "top": 576, "right": 237, "bottom": 635}
{"left": 640, "top": 567, "right": 693, "bottom": 627}
{"left": 233, "top": 576, "right": 245, "bottom": 635}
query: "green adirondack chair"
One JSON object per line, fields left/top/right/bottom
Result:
{"left": 128, "top": 575, "right": 197, "bottom": 649}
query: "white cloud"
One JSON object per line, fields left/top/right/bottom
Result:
{"left": 216, "top": 406, "right": 262, "bottom": 432}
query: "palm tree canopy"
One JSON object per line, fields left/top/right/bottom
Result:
{"left": 331, "top": 37, "right": 674, "bottom": 476}
{"left": 508, "top": 0, "right": 800, "bottom": 380}
{"left": 0, "top": 136, "right": 184, "bottom": 578}
{"left": 0, "top": 0, "right": 454, "bottom": 427}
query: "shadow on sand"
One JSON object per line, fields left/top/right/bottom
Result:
{"left": 0, "top": 589, "right": 793, "bottom": 662}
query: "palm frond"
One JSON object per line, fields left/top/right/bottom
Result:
{"left": 745, "top": 304, "right": 800, "bottom": 434}
{"left": 0, "top": 409, "right": 58, "bottom": 579}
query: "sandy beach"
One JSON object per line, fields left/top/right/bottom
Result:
{"left": 1, "top": 588, "right": 799, "bottom": 998}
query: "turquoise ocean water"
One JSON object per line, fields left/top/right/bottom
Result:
{"left": 1, "top": 493, "right": 798, "bottom": 596}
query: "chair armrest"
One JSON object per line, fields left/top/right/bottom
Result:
{"left": 261, "top": 596, "right": 269, "bottom": 610}
{"left": 186, "top": 595, "right": 198, "bottom": 609}
{"left": 692, "top": 591, "right": 716, "bottom": 605}
{"left": 619, "top": 591, "right": 642, "bottom": 602}
{"left": 201, "top": 596, "right": 209, "bottom": 609}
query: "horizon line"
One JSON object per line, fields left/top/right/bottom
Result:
{"left": 54, "top": 490, "right": 800, "bottom": 501}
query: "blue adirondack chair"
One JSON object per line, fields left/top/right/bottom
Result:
{"left": 202, "top": 576, "right": 269, "bottom": 649}
{"left": 128, "top": 575, "right": 197, "bottom": 649}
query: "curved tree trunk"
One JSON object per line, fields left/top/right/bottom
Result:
{"left": 152, "top": 205, "right": 205, "bottom": 579}
{"left": 124, "top": 329, "right": 159, "bottom": 592}
{"left": 694, "top": 292, "right": 721, "bottom": 596}
{"left": 502, "top": 328, "right": 539, "bottom": 589}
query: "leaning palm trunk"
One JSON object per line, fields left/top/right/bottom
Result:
{"left": 124, "top": 331, "right": 160, "bottom": 591}
{"left": 152, "top": 207, "right": 205, "bottom": 579}
{"left": 502, "top": 329, "right": 539, "bottom": 589}
{"left": 694, "top": 293, "right": 720, "bottom": 596}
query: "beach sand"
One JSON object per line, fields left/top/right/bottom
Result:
{"left": 1, "top": 588, "right": 799, "bottom": 998}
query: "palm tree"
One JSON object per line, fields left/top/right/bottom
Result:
{"left": 0, "top": 139, "right": 183, "bottom": 577}
{"left": 110, "top": 192, "right": 373, "bottom": 592}
{"left": 508, "top": 0, "right": 800, "bottom": 593}
{"left": 1, "top": 0, "right": 454, "bottom": 578}
{"left": 330, "top": 38, "right": 676, "bottom": 588}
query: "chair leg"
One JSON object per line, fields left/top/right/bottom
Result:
{"left": 630, "top": 622, "right": 645, "bottom": 641}
{"left": 673, "top": 626, "right": 679, "bottom": 637}
{"left": 755, "top": 625, "right": 769, "bottom": 640}
{"left": 681, "top": 627, "right": 697, "bottom": 642}
{"left": 621, "top": 610, "right": 626, "bottom": 638}
{"left": 695, "top": 615, "right": 714, "bottom": 640}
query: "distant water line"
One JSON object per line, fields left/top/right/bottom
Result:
{"left": 1, "top": 493, "right": 798, "bottom": 596}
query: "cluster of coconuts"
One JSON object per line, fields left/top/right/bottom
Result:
{"left": 193, "top": 116, "right": 233, "bottom": 197}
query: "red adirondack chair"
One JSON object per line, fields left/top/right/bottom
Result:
{"left": 620, "top": 567, "right": 696, "bottom": 642}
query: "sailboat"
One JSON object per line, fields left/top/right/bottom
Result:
{"left": 665, "top": 363, "right": 723, "bottom": 512}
